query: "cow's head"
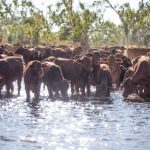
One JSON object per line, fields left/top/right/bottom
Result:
{"left": 78, "top": 56, "right": 93, "bottom": 72}
{"left": 90, "top": 51, "right": 100, "bottom": 67}
{"left": 15, "top": 46, "right": 24, "bottom": 55}
{"left": 29, "top": 60, "right": 44, "bottom": 77}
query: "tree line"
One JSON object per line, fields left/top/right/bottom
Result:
{"left": 0, "top": 0, "right": 150, "bottom": 49}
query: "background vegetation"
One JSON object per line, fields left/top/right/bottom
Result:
{"left": 0, "top": 0, "right": 150, "bottom": 48}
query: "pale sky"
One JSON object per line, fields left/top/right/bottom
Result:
{"left": 31, "top": 0, "right": 142, "bottom": 25}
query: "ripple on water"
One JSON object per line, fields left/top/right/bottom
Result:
{"left": 0, "top": 84, "right": 150, "bottom": 150}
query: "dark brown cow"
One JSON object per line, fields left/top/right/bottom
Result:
{"left": 41, "top": 47, "right": 73, "bottom": 60}
{"left": 0, "top": 56, "right": 24, "bottom": 96}
{"left": 15, "top": 46, "right": 42, "bottom": 63}
{"left": 107, "top": 54, "right": 121, "bottom": 88}
{"left": 95, "top": 64, "right": 112, "bottom": 97}
{"left": 119, "top": 56, "right": 132, "bottom": 85}
{"left": 15, "top": 46, "right": 32, "bottom": 63}
{"left": 42, "top": 61, "right": 69, "bottom": 97}
{"left": 54, "top": 56, "right": 92, "bottom": 95}
{"left": 72, "top": 46, "right": 84, "bottom": 56}
{"left": 24, "top": 60, "right": 44, "bottom": 100}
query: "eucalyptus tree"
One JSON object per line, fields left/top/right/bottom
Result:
{"left": 133, "top": 1, "right": 150, "bottom": 46}
{"left": 90, "top": 21, "right": 124, "bottom": 46}
{"left": 0, "top": 0, "right": 43, "bottom": 44}
{"left": 49, "top": 0, "right": 97, "bottom": 50}
{"left": 93, "top": 0, "right": 150, "bottom": 46}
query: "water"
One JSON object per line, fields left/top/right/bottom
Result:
{"left": 0, "top": 82, "right": 150, "bottom": 150}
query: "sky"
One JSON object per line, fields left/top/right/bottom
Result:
{"left": 31, "top": 0, "right": 141, "bottom": 25}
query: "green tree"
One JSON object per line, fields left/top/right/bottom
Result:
{"left": 49, "top": 0, "right": 97, "bottom": 50}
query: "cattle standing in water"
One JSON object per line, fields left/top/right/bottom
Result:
{"left": 24, "top": 60, "right": 44, "bottom": 100}
{"left": 95, "top": 64, "right": 112, "bottom": 97}
{"left": 54, "top": 56, "right": 92, "bottom": 96}
{"left": 0, "top": 56, "right": 24, "bottom": 96}
{"left": 107, "top": 54, "right": 121, "bottom": 88}
{"left": 122, "top": 56, "right": 150, "bottom": 98}
{"left": 42, "top": 61, "right": 69, "bottom": 98}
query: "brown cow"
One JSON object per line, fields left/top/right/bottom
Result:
{"left": 127, "top": 48, "right": 150, "bottom": 60}
{"left": 54, "top": 56, "right": 92, "bottom": 95}
{"left": 0, "top": 56, "right": 24, "bottom": 96}
{"left": 107, "top": 54, "right": 121, "bottom": 88}
{"left": 42, "top": 61, "right": 69, "bottom": 97}
{"left": 24, "top": 60, "right": 44, "bottom": 100}
{"left": 15, "top": 46, "right": 32, "bottom": 63}
{"left": 95, "top": 64, "right": 112, "bottom": 97}
{"left": 122, "top": 56, "right": 150, "bottom": 98}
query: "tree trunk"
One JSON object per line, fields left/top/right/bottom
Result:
{"left": 79, "top": 34, "right": 90, "bottom": 51}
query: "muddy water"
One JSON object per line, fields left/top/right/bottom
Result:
{"left": 0, "top": 82, "right": 150, "bottom": 150}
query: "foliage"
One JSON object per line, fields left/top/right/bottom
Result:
{"left": 0, "top": 0, "right": 150, "bottom": 47}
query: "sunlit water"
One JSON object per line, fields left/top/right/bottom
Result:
{"left": 0, "top": 82, "right": 150, "bottom": 150}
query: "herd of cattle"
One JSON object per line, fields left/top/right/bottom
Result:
{"left": 0, "top": 43, "right": 149, "bottom": 101}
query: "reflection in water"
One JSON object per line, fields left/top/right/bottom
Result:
{"left": 0, "top": 84, "right": 150, "bottom": 150}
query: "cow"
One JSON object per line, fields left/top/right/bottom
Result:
{"left": 107, "top": 54, "right": 121, "bottom": 88}
{"left": 122, "top": 56, "right": 132, "bottom": 68}
{"left": 119, "top": 56, "right": 132, "bottom": 85}
{"left": 42, "top": 61, "right": 69, "bottom": 98}
{"left": 54, "top": 56, "right": 92, "bottom": 95}
{"left": 0, "top": 56, "right": 24, "bottom": 96}
{"left": 24, "top": 60, "right": 44, "bottom": 100}
{"left": 122, "top": 56, "right": 150, "bottom": 98}
{"left": 95, "top": 64, "right": 112, "bottom": 97}
{"left": 127, "top": 48, "right": 150, "bottom": 60}
{"left": 15, "top": 46, "right": 32, "bottom": 63}
{"left": 15, "top": 46, "right": 42, "bottom": 63}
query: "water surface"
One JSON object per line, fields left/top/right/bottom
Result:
{"left": 0, "top": 83, "right": 150, "bottom": 150}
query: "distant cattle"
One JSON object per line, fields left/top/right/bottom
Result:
{"left": 127, "top": 48, "right": 150, "bottom": 60}
{"left": 15, "top": 46, "right": 42, "bottom": 63}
